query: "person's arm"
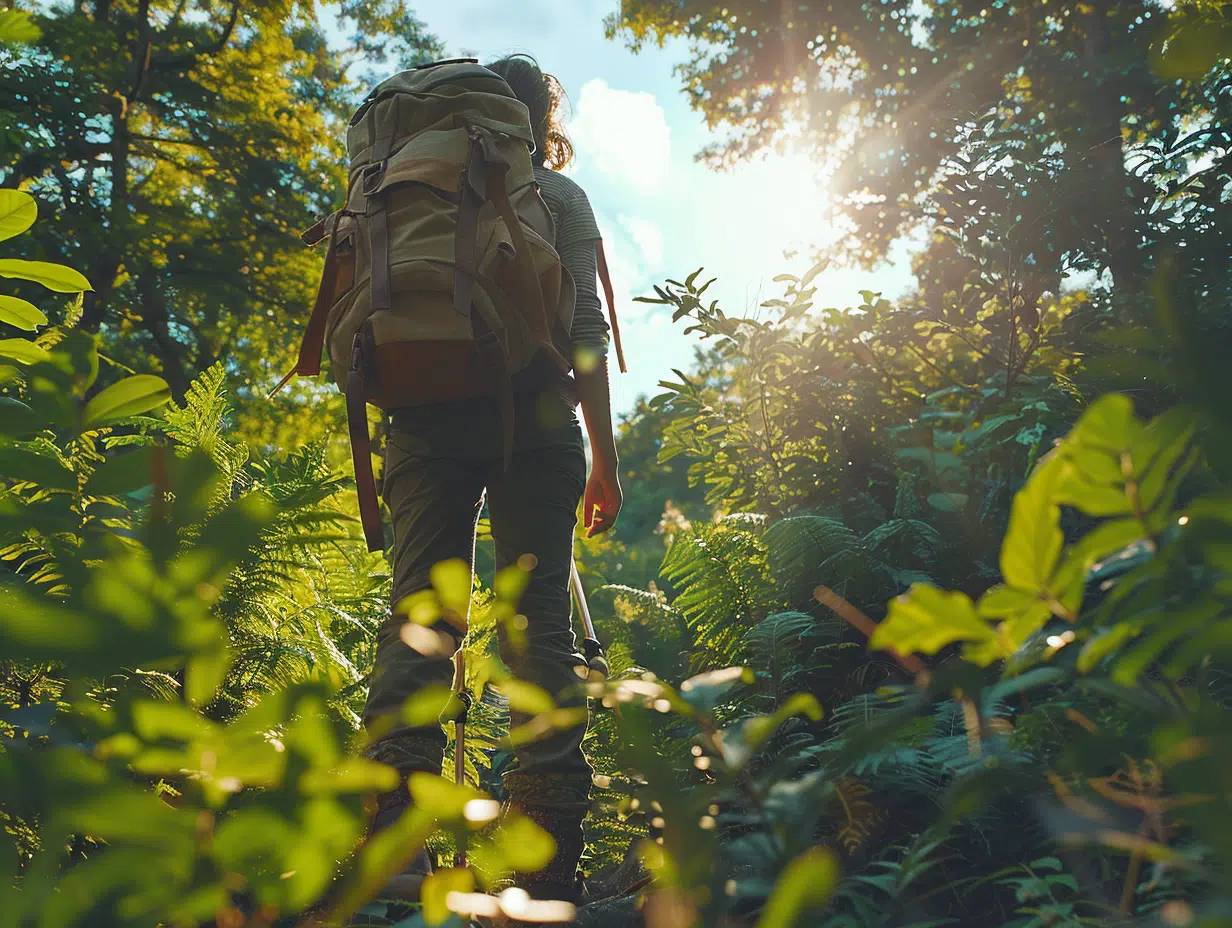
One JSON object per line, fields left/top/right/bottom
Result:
{"left": 576, "top": 357, "right": 621, "bottom": 536}
{"left": 552, "top": 179, "right": 622, "bottom": 536}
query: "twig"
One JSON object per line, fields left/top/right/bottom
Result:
{"left": 814, "top": 585, "right": 928, "bottom": 679}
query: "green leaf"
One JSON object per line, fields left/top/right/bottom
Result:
{"left": 0, "top": 8, "right": 42, "bottom": 44}
{"left": 0, "top": 294, "right": 47, "bottom": 331}
{"left": 1065, "top": 393, "right": 1139, "bottom": 453}
{"left": 0, "top": 338, "right": 51, "bottom": 365}
{"left": 0, "top": 397, "right": 38, "bottom": 438}
{"left": 0, "top": 258, "right": 92, "bottom": 293}
{"left": 1000, "top": 453, "right": 1066, "bottom": 593}
{"left": 0, "top": 446, "right": 76, "bottom": 489}
{"left": 85, "top": 447, "right": 157, "bottom": 496}
{"left": 0, "top": 191, "right": 37, "bottom": 243}
{"left": 756, "top": 847, "right": 840, "bottom": 928}
{"left": 402, "top": 686, "right": 453, "bottom": 726}
{"left": 679, "top": 665, "right": 754, "bottom": 713}
{"left": 871, "top": 585, "right": 995, "bottom": 660}
{"left": 472, "top": 811, "right": 555, "bottom": 874}
{"left": 1077, "top": 623, "right": 1140, "bottom": 673}
{"left": 407, "top": 772, "right": 483, "bottom": 820}
{"left": 927, "top": 491, "right": 969, "bottom": 512}
{"left": 421, "top": 868, "right": 475, "bottom": 926}
{"left": 496, "top": 679, "right": 555, "bottom": 716}
{"left": 738, "top": 693, "right": 824, "bottom": 759}
{"left": 83, "top": 375, "right": 172, "bottom": 428}
{"left": 1152, "top": 12, "right": 1232, "bottom": 79}
{"left": 430, "top": 558, "right": 472, "bottom": 617}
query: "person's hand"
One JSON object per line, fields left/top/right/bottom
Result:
{"left": 584, "top": 460, "right": 622, "bottom": 537}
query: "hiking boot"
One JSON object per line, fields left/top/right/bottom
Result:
{"left": 366, "top": 790, "right": 434, "bottom": 902}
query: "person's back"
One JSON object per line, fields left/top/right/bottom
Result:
{"left": 360, "top": 55, "right": 623, "bottom": 906}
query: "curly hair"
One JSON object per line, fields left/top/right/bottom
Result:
{"left": 487, "top": 54, "right": 574, "bottom": 171}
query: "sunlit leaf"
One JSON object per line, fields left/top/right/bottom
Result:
{"left": 872, "top": 585, "right": 996, "bottom": 661}
{"left": 83, "top": 374, "right": 172, "bottom": 427}
{"left": 431, "top": 557, "right": 472, "bottom": 617}
{"left": 0, "top": 337, "right": 50, "bottom": 364}
{"left": 0, "top": 190, "right": 36, "bottom": 242}
{"left": 1000, "top": 453, "right": 1066, "bottom": 593}
{"left": 0, "top": 294, "right": 46, "bottom": 332}
{"left": 0, "top": 258, "right": 92, "bottom": 292}
{"left": 421, "top": 868, "right": 475, "bottom": 926}
{"left": 497, "top": 678, "right": 555, "bottom": 715}
{"left": 471, "top": 811, "right": 555, "bottom": 874}
{"left": 0, "top": 8, "right": 42, "bottom": 44}
{"left": 756, "top": 847, "right": 840, "bottom": 928}
{"left": 679, "top": 665, "right": 753, "bottom": 712}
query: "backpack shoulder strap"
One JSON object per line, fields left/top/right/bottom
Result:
{"left": 268, "top": 212, "right": 344, "bottom": 397}
{"left": 595, "top": 239, "right": 627, "bottom": 374}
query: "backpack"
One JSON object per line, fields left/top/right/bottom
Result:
{"left": 272, "top": 59, "right": 577, "bottom": 552}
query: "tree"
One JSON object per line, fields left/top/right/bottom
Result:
{"left": 608, "top": 0, "right": 1232, "bottom": 297}
{"left": 0, "top": 1, "right": 440, "bottom": 417}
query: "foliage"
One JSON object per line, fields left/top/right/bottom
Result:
{"left": 609, "top": 0, "right": 1232, "bottom": 302}
{"left": 0, "top": 0, "right": 441, "bottom": 448}
{"left": 0, "top": 195, "right": 561, "bottom": 928}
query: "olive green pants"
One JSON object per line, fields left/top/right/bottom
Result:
{"left": 362, "top": 390, "right": 592, "bottom": 884}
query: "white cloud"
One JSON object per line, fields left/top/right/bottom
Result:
{"left": 568, "top": 79, "right": 671, "bottom": 193}
{"left": 619, "top": 215, "right": 664, "bottom": 270}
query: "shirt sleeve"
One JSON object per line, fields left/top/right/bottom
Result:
{"left": 556, "top": 184, "right": 610, "bottom": 360}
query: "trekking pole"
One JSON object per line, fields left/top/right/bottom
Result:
{"left": 569, "top": 558, "right": 608, "bottom": 683}
{"left": 447, "top": 647, "right": 471, "bottom": 869}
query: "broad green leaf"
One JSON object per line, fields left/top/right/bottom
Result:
{"left": 0, "top": 397, "right": 38, "bottom": 438}
{"left": 0, "top": 8, "right": 42, "bottom": 44}
{"left": 1078, "top": 623, "right": 1140, "bottom": 673}
{"left": 0, "top": 294, "right": 47, "bottom": 330}
{"left": 1064, "top": 393, "right": 1139, "bottom": 453}
{"left": 679, "top": 665, "right": 753, "bottom": 712}
{"left": 1054, "top": 518, "right": 1145, "bottom": 592}
{"left": 472, "top": 811, "right": 555, "bottom": 874}
{"left": 738, "top": 693, "right": 824, "bottom": 759}
{"left": 497, "top": 678, "right": 555, "bottom": 716}
{"left": 0, "top": 258, "right": 92, "bottom": 293}
{"left": 300, "top": 757, "right": 400, "bottom": 796}
{"left": 0, "top": 446, "right": 76, "bottom": 489}
{"left": 871, "top": 585, "right": 994, "bottom": 658}
{"left": 1000, "top": 453, "right": 1066, "bottom": 593}
{"left": 82, "top": 374, "right": 171, "bottom": 428}
{"left": 431, "top": 557, "right": 472, "bottom": 617}
{"left": 0, "top": 190, "right": 36, "bottom": 242}
{"left": 185, "top": 640, "right": 232, "bottom": 708}
{"left": 0, "top": 338, "right": 50, "bottom": 365}
{"left": 928, "top": 491, "right": 969, "bottom": 512}
{"left": 408, "top": 772, "right": 483, "bottom": 820}
{"left": 756, "top": 847, "right": 840, "bottom": 928}
{"left": 977, "top": 585, "right": 1038, "bottom": 619}
{"left": 402, "top": 685, "right": 453, "bottom": 726}
{"left": 421, "top": 868, "right": 475, "bottom": 926}
{"left": 85, "top": 446, "right": 157, "bottom": 496}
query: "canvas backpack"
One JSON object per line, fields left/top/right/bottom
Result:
{"left": 272, "top": 58, "right": 580, "bottom": 552}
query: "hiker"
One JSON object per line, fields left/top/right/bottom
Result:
{"left": 356, "top": 56, "right": 623, "bottom": 905}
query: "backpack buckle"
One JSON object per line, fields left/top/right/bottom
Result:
{"left": 361, "top": 161, "right": 387, "bottom": 196}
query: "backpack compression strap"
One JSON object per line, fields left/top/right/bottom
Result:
{"left": 268, "top": 213, "right": 343, "bottom": 397}
{"left": 595, "top": 240, "right": 627, "bottom": 374}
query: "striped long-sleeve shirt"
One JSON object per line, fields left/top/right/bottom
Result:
{"left": 533, "top": 166, "right": 610, "bottom": 360}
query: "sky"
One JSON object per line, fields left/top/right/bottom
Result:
{"left": 373, "top": 1, "right": 917, "bottom": 417}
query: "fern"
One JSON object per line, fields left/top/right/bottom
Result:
{"left": 659, "top": 518, "right": 781, "bottom": 669}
